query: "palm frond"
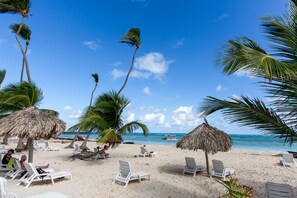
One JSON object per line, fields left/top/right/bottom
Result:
{"left": 0, "top": 0, "right": 31, "bottom": 16}
{"left": 200, "top": 96, "right": 297, "bottom": 145}
{"left": 0, "top": 69, "right": 6, "bottom": 87}
{"left": 118, "top": 121, "right": 149, "bottom": 136}
{"left": 119, "top": 27, "right": 141, "bottom": 48}
{"left": 91, "top": 73, "right": 99, "bottom": 84}
{"left": 218, "top": 37, "right": 297, "bottom": 80}
{"left": 9, "top": 23, "right": 31, "bottom": 40}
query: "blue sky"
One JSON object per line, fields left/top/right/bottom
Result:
{"left": 0, "top": 0, "right": 287, "bottom": 134}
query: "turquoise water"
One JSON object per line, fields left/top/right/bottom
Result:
{"left": 59, "top": 133, "right": 297, "bottom": 152}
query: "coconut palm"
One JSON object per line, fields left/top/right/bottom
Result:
{"left": 200, "top": 0, "right": 297, "bottom": 145}
{"left": 70, "top": 91, "right": 148, "bottom": 148}
{"left": 117, "top": 28, "right": 141, "bottom": 95}
{"left": 65, "top": 73, "right": 99, "bottom": 149}
{"left": 0, "top": 69, "right": 6, "bottom": 88}
{"left": 0, "top": 82, "right": 59, "bottom": 148}
{"left": 0, "top": 0, "right": 32, "bottom": 83}
{"left": 9, "top": 23, "right": 31, "bottom": 82}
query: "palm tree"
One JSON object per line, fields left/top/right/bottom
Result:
{"left": 70, "top": 91, "right": 148, "bottom": 148}
{"left": 200, "top": 0, "right": 297, "bottom": 145}
{"left": 0, "top": 69, "right": 6, "bottom": 88}
{"left": 65, "top": 73, "right": 99, "bottom": 149}
{"left": 9, "top": 23, "right": 31, "bottom": 82}
{"left": 0, "top": 0, "right": 32, "bottom": 83}
{"left": 0, "top": 82, "right": 59, "bottom": 148}
{"left": 117, "top": 28, "right": 141, "bottom": 95}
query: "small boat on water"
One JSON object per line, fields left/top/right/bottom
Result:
{"left": 162, "top": 135, "right": 178, "bottom": 141}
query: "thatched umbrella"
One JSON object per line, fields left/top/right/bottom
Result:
{"left": 176, "top": 119, "right": 232, "bottom": 175}
{"left": 0, "top": 106, "right": 66, "bottom": 163}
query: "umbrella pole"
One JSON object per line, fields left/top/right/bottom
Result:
{"left": 28, "top": 138, "right": 34, "bottom": 163}
{"left": 205, "top": 151, "right": 209, "bottom": 176}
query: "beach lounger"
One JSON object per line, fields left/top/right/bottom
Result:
{"left": 19, "top": 162, "right": 72, "bottom": 188}
{"left": 26, "top": 192, "right": 67, "bottom": 198}
{"left": 139, "top": 147, "right": 157, "bottom": 157}
{"left": 33, "top": 141, "right": 44, "bottom": 149}
{"left": 266, "top": 182, "right": 294, "bottom": 198}
{"left": 73, "top": 144, "right": 82, "bottom": 155}
{"left": 112, "top": 160, "right": 150, "bottom": 187}
{"left": 280, "top": 153, "right": 296, "bottom": 167}
{"left": 0, "top": 177, "right": 17, "bottom": 198}
{"left": 43, "top": 142, "right": 60, "bottom": 151}
{"left": 183, "top": 157, "right": 205, "bottom": 176}
{"left": 5, "top": 158, "right": 25, "bottom": 181}
{"left": 91, "top": 148, "right": 106, "bottom": 160}
{"left": 211, "top": 159, "right": 235, "bottom": 181}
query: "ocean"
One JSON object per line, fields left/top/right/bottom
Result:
{"left": 59, "top": 132, "right": 297, "bottom": 152}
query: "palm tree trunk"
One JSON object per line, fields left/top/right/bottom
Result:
{"left": 80, "top": 129, "right": 92, "bottom": 149}
{"left": 117, "top": 47, "right": 138, "bottom": 95}
{"left": 15, "top": 17, "right": 31, "bottom": 84}
{"left": 66, "top": 82, "right": 98, "bottom": 149}
{"left": 205, "top": 151, "right": 210, "bottom": 176}
{"left": 20, "top": 42, "right": 29, "bottom": 82}
{"left": 27, "top": 138, "right": 34, "bottom": 163}
{"left": 15, "top": 138, "right": 25, "bottom": 152}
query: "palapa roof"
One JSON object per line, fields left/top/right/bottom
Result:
{"left": 176, "top": 120, "right": 232, "bottom": 154}
{"left": 0, "top": 106, "right": 66, "bottom": 139}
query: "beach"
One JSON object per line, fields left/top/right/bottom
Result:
{"left": 4, "top": 140, "right": 297, "bottom": 198}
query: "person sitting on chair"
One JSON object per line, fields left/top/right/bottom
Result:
{"left": 20, "top": 155, "right": 49, "bottom": 171}
{"left": 2, "top": 149, "right": 14, "bottom": 165}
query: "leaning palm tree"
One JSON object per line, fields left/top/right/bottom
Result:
{"left": 0, "top": 69, "right": 6, "bottom": 88}
{"left": 0, "top": 0, "right": 32, "bottom": 83}
{"left": 9, "top": 23, "right": 31, "bottom": 82}
{"left": 65, "top": 73, "right": 99, "bottom": 149}
{"left": 200, "top": 0, "right": 297, "bottom": 145}
{"left": 117, "top": 28, "right": 141, "bottom": 95}
{"left": 70, "top": 91, "right": 148, "bottom": 149}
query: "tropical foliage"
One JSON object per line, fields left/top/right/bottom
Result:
{"left": 218, "top": 178, "right": 254, "bottom": 198}
{"left": 117, "top": 27, "right": 141, "bottom": 95}
{"left": 68, "top": 91, "right": 148, "bottom": 148}
{"left": 200, "top": 0, "right": 297, "bottom": 145}
{"left": 0, "top": 0, "right": 32, "bottom": 83}
{"left": 0, "top": 69, "right": 6, "bottom": 87}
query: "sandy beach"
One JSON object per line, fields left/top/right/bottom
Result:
{"left": 2, "top": 140, "right": 297, "bottom": 198}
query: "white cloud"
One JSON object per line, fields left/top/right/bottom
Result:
{"left": 216, "top": 84, "right": 227, "bottom": 92}
{"left": 64, "top": 105, "right": 73, "bottom": 111}
{"left": 143, "top": 87, "right": 151, "bottom": 95}
{"left": 142, "top": 113, "right": 165, "bottom": 125}
{"left": 126, "top": 112, "right": 136, "bottom": 123}
{"left": 235, "top": 70, "right": 255, "bottom": 78}
{"left": 81, "top": 40, "right": 101, "bottom": 51}
{"left": 68, "top": 110, "right": 82, "bottom": 119}
{"left": 214, "top": 13, "right": 229, "bottom": 22}
{"left": 111, "top": 68, "right": 126, "bottom": 79}
{"left": 171, "top": 106, "right": 200, "bottom": 126}
{"left": 172, "top": 38, "right": 185, "bottom": 48}
{"left": 135, "top": 52, "right": 173, "bottom": 79}
{"left": 131, "top": 70, "right": 152, "bottom": 79}
{"left": 216, "top": 85, "right": 223, "bottom": 91}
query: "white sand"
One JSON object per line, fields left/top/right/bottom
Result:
{"left": 3, "top": 140, "right": 297, "bottom": 198}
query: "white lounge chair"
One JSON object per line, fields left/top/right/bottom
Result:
{"left": 19, "top": 162, "right": 72, "bottom": 188}
{"left": 280, "top": 153, "right": 296, "bottom": 167}
{"left": 26, "top": 192, "right": 67, "bottom": 198}
{"left": 139, "top": 147, "right": 157, "bottom": 157}
{"left": 183, "top": 157, "right": 205, "bottom": 177}
{"left": 33, "top": 141, "right": 44, "bottom": 149}
{"left": 211, "top": 159, "right": 235, "bottom": 181}
{"left": 0, "top": 177, "right": 17, "bottom": 198}
{"left": 43, "top": 142, "right": 60, "bottom": 151}
{"left": 73, "top": 144, "right": 82, "bottom": 155}
{"left": 112, "top": 160, "right": 150, "bottom": 187}
{"left": 266, "top": 182, "right": 294, "bottom": 198}
{"left": 5, "top": 159, "right": 25, "bottom": 181}
{"left": 91, "top": 147, "right": 106, "bottom": 160}
{"left": 0, "top": 145, "right": 6, "bottom": 154}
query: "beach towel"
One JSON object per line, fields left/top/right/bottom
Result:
{"left": 7, "top": 158, "right": 15, "bottom": 170}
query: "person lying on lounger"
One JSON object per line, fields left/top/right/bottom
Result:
{"left": 20, "top": 155, "right": 50, "bottom": 177}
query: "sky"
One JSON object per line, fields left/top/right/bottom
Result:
{"left": 0, "top": 0, "right": 287, "bottom": 134}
